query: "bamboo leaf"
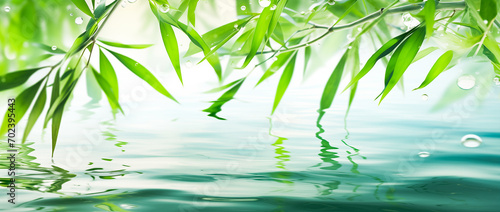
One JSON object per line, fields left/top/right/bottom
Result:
{"left": 320, "top": 50, "right": 349, "bottom": 111}
{"left": 205, "top": 78, "right": 245, "bottom": 93}
{"left": 91, "top": 67, "right": 123, "bottom": 113}
{"left": 159, "top": 22, "right": 182, "bottom": 84}
{"left": 0, "top": 67, "right": 46, "bottom": 91}
{"left": 203, "top": 78, "right": 246, "bottom": 120}
{"left": 304, "top": 46, "right": 312, "bottom": 76}
{"left": 51, "top": 97, "right": 67, "bottom": 157}
{"left": 1, "top": 80, "right": 44, "bottom": 135}
{"left": 241, "top": 6, "right": 275, "bottom": 68}
{"left": 423, "top": 0, "right": 436, "bottom": 38}
{"left": 267, "top": 0, "right": 287, "bottom": 37}
{"left": 33, "top": 43, "right": 66, "bottom": 54}
{"left": 98, "top": 40, "right": 153, "bottom": 49}
{"left": 414, "top": 50, "right": 454, "bottom": 90}
{"left": 71, "top": 0, "right": 94, "bottom": 17}
{"left": 379, "top": 27, "right": 426, "bottom": 102}
{"left": 412, "top": 47, "right": 439, "bottom": 63}
{"left": 22, "top": 83, "right": 47, "bottom": 143}
{"left": 256, "top": 51, "right": 295, "bottom": 86}
{"left": 99, "top": 49, "right": 119, "bottom": 98}
{"left": 272, "top": 53, "right": 297, "bottom": 114}
{"left": 188, "top": 0, "right": 199, "bottom": 26}
{"left": 343, "top": 26, "right": 420, "bottom": 92}
{"left": 480, "top": 0, "right": 497, "bottom": 23}
{"left": 105, "top": 49, "right": 178, "bottom": 103}
{"left": 85, "top": 66, "right": 102, "bottom": 101}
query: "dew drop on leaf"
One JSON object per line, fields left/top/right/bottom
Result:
{"left": 4, "top": 6, "right": 10, "bottom": 12}
{"left": 418, "top": 152, "right": 430, "bottom": 158}
{"left": 75, "top": 17, "right": 83, "bottom": 25}
{"left": 240, "top": 6, "right": 246, "bottom": 11}
{"left": 51, "top": 46, "right": 57, "bottom": 51}
{"left": 127, "top": 0, "right": 137, "bottom": 3}
{"left": 159, "top": 4, "right": 170, "bottom": 13}
{"left": 493, "top": 77, "right": 500, "bottom": 86}
{"left": 461, "top": 134, "right": 482, "bottom": 148}
{"left": 259, "top": 0, "right": 271, "bottom": 8}
{"left": 327, "top": 0, "right": 336, "bottom": 5}
{"left": 457, "top": 75, "right": 475, "bottom": 90}
{"left": 270, "top": 4, "right": 277, "bottom": 10}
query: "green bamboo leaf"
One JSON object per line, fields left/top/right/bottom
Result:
{"left": 205, "top": 78, "right": 245, "bottom": 93}
{"left": 22, "top": 83, "right": 47, "bottom": 143}
{"left": 91, "top": 67, "right": 123, "bottom": 113}
{"left": 33, "top": 43, "right": 66, "bottom": 54}
{"left": 272, "top": 53, "right": 297, "bottom": 114}
{"left": 423, "top": 0, "right": 435, "bottom": 38}
{"left": 267, "top": 0, "right": 287, "bottom": 37}
{"left": 86, "top": 66, "right": 102, "bottom": 101}
{"left": 347, "top": 42, "right": 360, "bottom": 116}
{"left": 320, "top": 50, "right": 349, "bottom": 111}
{"left": 379, "top": 27, "right": 426, "bottom": 102}
{"left": 98, "top": 40, "right": 153, "bottom": 49}
{"left": 44, "top": 71, "right": 77, "bottom": 128}
{"left": 93, "top": 0, "right": 106, "bottom": 19}
{"left": 44, "top": 70, "right": 60, "bottom": 129}
{"left": 256, "top": 51, "right": 296, "bottom": 86}
{"left": 343, "top": 26, "right": 420, "bottom": 92}
{"left": 412, "top": 47, "right": 439, "bottom": 63}
{"left": 188, "top": 0, "right": 199, "bottom": 26}
{"left": 185, "top": 17, "right": 253, "bottom": 56}
{"left": 71, "top": 0, "right": 94, "bottom": 17}
{"left": 203, "top": 78, "right": 246, "bottom": 120}
{"left": 159, "top": 22, "right": 182, "bottom": 84}
{"left": 51, "top": 97, "right": 67, "bottom": 157}
{"left": 414, "top": 50, "right": 454, "bottom": 90}
{"left": 99, "top": 49, "right": 119, "bottom": 98}
{"left": 480, "top": 0, "right": 497, "bottom": 23}
{"left": 241, "top": 6, "right": 275, "bottom": 68}
{"left": 105, "top": 49, "right": 178, "bottom": 103}
{"left": 304, "top": 46, "right": 312, "bottom": 76}
{"left": 1, "top": 80, "right": 44, "bottom": 135}
{"left": 0, "top": 67, "right": 47, "bottom": 91}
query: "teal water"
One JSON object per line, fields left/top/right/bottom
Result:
{"left": 1, "top": 59, "right": 500, "bottom": 211}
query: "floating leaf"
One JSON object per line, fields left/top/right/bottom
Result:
{"left": 320, "top": 50, "right": 349, "bottom": 111}
{"left": 272, "top": 53, "right": 297, "bottom": 114}
{"left": 159, "top": 22, "right": 182, "bottom": 84}
{"left": 203, "top": 78, "right": 246, "bottom": 120}
{"left": 22, "top": 83, "right": 47, "bottom": 143}
{"left": 0, "top": 67, "right": 47, "bottom": 91}
{"left": 98, "top": 40, "right": 153, "bottom": 49}
{"left": 105, "top": 49, "right": 178, "bottom": 102}
{"left": 414, "top": 50, "right": 454, "bottom": 90}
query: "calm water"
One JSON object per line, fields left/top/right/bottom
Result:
{"left": 1, "top": 58, "right": 500, "bottom": 212}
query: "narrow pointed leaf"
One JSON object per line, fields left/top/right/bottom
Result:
{"left": 33, "top": 43, "right": 66, "bottom": 54}
{"left": 22, "top": 84, "right": 47, "bottom": 143}
{"left": 256, "top": 51, "right": 295, "bottom": 86}
{"left": 379, "top": 27, "right": 426, "bottom": 102}
{"left": 188, "top": 0, "right": 199, "bottom": 26}
{"left": 480, "top": 0, "right": 497, "bottom": 23}
{"left": 272, "top": 53, "right": 297, "bottom": 114}
{"left": 99, "top": 49, "right": 119, "bottom": 97}
{"left": 159, "top": 22, "right": 182, "bottom": 84}
{"left": 320, "top": 50, "right": 349, "bottom": 111}
{"left": 241, "top": 7, "right": 274, "bottom": 68}
{"left": 105, "top": 49, "right": 178, "bottom": 102}
{"left": 91, "top": 68, "right": 123, "bottom": 113}
{"left": 205, "top": 78, "right": 245, "bottom": 93}
{"left": 98, "top": 40, "right": 153, "bottom": 49}
{"left": 0, "top": 67, "right": 46, "bottom": 91}
{"left": 423, "top": 0, "right": 436, "bottom": 38}
{"left": 304, "top": 46, "right": 312, "bottom": 76}
{"left": 412, "top": 47, "right": 439, "bottom": 63}
{"left": 343, "top": 26, "right": 420, "bottom": 92}
{"left": 267, "top": 0, "right": 287, "bottom": 37}
{"left": 414, "top": 50, "right": 453, "bottom": 90}
{"left": 71, "top": 0, "right": 94, "bottom": 17}
{"left": 51, "top": 98, "right": 67, "bottom": 157}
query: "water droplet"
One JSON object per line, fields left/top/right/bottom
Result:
{"left": 421, "top": 94, "right": 429, "bottom": 101}
{"left": 493, "top": 77, "right": 500, "bottom": 86}
{"left": 240, "top": 5, "right": 246, "bottom": 11}
{"left": 127, "top": 0, "right": 137, "bottom": 3}
{"left": 347, "top": 34, "right": 354, "bottom": 42}
{"left": 347, "top": 46, "right": 352, "bottom": 49}
{"left": 234, "top": 24, "right": 239, "bottom": 29}
{"left": 270, "top": 4, "right": 277, "bottom": 10}
{"left": 51, "top": 46, "right": 57, "bottom": 51}
{"left": 70, "top": 13, "right": 73, "bottom": 16}
{"left": 75, "top": 17, "right": 83, "bottom": 25}
{"left": 4, "top": 6, "right": 10, "bottom": 12}
{"left": 461, "top": 134, "right": 482, "bottom": 148}
{"left": 418, "top": 152, "right": 430, "bottom": 158}
{"left": 457, "top": 75, "right": 475, "bottom": 90}
{"left": 259, "top": 0, "right": 271, "bottom": 7}
{"left": 159, "top": 4, "right": 170, "bottom": 13}
{"left": 327, "top": 0, "right": 336, "bottom": 5}
{"left": 134, "top": 63, "right": 139, "bottom": 66}
{"left": 483, "top": 20, "right": 489, "bottom": 24}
